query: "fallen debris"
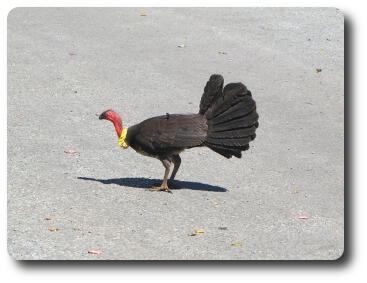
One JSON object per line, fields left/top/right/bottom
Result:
{"left": 64, "top": 150, "right": 79, "bottom": 154}
{"left": 88, "top": 250, "right": 102, "bottom": 254}
{"left": 48, "top": 228, "right": 60, "bottom": 232}
{"left": 189, "top": 229, "right": 205, "bottom": 236}
{"left": 298, "top": 216, "right": 309, "bottom": 220}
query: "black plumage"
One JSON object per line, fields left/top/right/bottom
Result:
{"left": 126, "top": 114, "right": 207, "bottom": 156}
{"left": 99, "top": 74, "right": 259, "bottom": 192}
{"left": 202, "top": 76, "right": 258, "bottom": 159}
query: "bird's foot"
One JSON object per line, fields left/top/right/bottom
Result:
{"left": 148, "top": 185, "right": 172, "bottom": 194}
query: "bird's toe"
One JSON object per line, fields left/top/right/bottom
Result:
{"left": 148, "top": 186, "right": 172, "bottom": 193}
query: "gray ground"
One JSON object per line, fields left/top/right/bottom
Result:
{"left": 7, "top": 8, "right": 344, "bottom": 260}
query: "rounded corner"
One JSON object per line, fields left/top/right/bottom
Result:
{"left": 7, "top": 246, "right": 21, "bottom": 261}
{"left": 333, "top": 7, "right": 346, "bottom": 20}
{"left": 7, "top": 7, "right": 22, "bottom": 22}
{"left": 332, "top": 247, "right": 346, "bottom": 262}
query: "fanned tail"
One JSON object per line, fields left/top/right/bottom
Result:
{"left": 199, "top": 75, "right": 259, "bottom": 158}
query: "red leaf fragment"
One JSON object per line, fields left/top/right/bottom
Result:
{"left": 43, "top": 217, "right": 52, "bottom": 220}
{"left": 298, "top": 216, "right": 309, "bottom": 219}
{"left": 88, "top": 250, "right": 102, "bottom": 254}
{"left": 64, "top": 150, "right": 79, "bottom": 154}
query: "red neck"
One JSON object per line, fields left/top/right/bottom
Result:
{"left": 108, "top": 111, "right": 123, "bottom": 137}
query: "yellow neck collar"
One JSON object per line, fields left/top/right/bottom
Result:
{"left": 118, "top": 128, "right": 129, "bottom": 149}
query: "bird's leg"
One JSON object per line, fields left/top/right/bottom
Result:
{"left": 168, "top": 155, "right": 181, "bottom": 188}
{"left": 149, "top": 159, "right": 172, "bottom": 193}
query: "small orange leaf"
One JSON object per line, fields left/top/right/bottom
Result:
{"left": 48, "top": 228, "right": 59, "bottom": 232}
{"left": 88, "top": 249, "right": 102, "bottom": 254}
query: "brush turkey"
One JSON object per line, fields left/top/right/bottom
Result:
{"left": 99, "top": 74, "right": 259, "bottom": 192}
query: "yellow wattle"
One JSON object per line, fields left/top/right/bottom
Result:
{"left": 118, "top": 128, "right": 129, "bottom": 149}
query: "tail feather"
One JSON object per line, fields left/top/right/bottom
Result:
{"left": 211, "top": 98, "right": 256, "bottom": 125}
{"left": 206, "top": 144, "right": 242, "bottom": 158}
{"left": 199, "top": 75, "right": 259, "bottom": 159}
{"left": 207, "top": 126, "right": 257, "bottom": 139}
{"left": 206, "top": 136, "right": 251, "bottom": 147}
{"left": 206, "top": 83, "right": 249, "bottom": 119}
{"left": 210, "top": 111, "right": 259, "bottom": 132}
{"left": 199, "top": 74, "right": 224, "bottom": 115}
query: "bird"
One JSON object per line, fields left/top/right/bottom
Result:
{"left": 99, "top": 74, "right": 259, "bottom": 193}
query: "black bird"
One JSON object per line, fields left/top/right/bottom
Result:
{"left": 99, "top": 74, "right": 259, "bottom": 192}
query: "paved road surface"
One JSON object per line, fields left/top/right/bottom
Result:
{"left": 8, "top": 8, "right": 344, "bottom": 260}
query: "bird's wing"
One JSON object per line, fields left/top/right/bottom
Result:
{"left": 132, "top": 114, "right": 208, "bottom": 150}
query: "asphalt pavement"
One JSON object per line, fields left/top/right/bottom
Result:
{"left": 7, "top": 8, "right": 344, "bottom": 260}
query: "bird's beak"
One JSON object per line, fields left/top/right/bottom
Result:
{"left": 99, "top": 113, "right": 106, "bottom": 120}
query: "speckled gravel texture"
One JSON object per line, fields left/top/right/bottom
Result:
{"left": 8, "top": 7, "right": 344, "bottom": 260}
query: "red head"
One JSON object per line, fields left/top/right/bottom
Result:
{"left": 99, "top": 109, "right": 123, "bottom": 137}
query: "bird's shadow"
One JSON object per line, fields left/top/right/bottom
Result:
{"left": 77, "top": 177, "right": 227, "bottom": 192}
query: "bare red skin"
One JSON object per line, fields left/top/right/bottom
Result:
{"left": 104, "top": 110, "right": 123, "bottom": 137}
